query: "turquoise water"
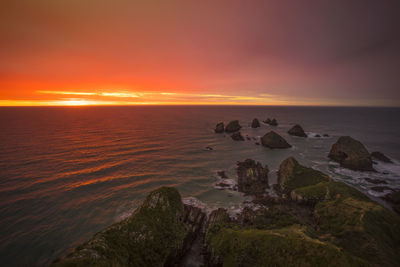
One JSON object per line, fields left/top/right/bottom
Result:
{"left": 1, "top": 106, "right": 399, "bottom": 266}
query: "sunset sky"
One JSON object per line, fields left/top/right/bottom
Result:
{"left": 1, "top": 0, "right": 399, "bottom": 106}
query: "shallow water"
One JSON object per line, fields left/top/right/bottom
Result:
{"left": 0, "top": 106, "right": 399, "bottom": 266}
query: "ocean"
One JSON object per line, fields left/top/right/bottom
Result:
{"left": 0, "top": 106, "right": 399, "bottom": 266}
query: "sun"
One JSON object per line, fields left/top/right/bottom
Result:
{"left": 57, "top": 99, "right": 93, "bottom": 106}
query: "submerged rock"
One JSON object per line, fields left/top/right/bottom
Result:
{"left": 371, "top": 151, "right": 393, "bottom": 163}
{"left": 225, "top": 120, "right": 241, "bottom": 133}
{"left": 52, "top": 187, "right": 205, "bottom": 267}
{"left": 231, "top": 132, "right": 245, "bottom": 141}
{"left": 237, "top": 159, "right": 269, "bottom": 196}
{"left": 214, "top": 122, "right": 224, "bottom": 133}
{"left": 261, "top": 131, "right": 291, "bottom": 149}
{"left": 251, "top": 118, "right": 260, "bottom": 128}
{"left": 328, "top": 136, "right": 374, "bottom": 171}
{"left": 287, "top": 124, "right": 307, "bottom": 137}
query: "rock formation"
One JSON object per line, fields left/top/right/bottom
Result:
{"left": 225, "top": 120, "right": 241, "bottom": 133}
{"left": 231, "top": 132, "right": 244, "bottom": 141}
{"left": 328, "top": 136, "right": 374, "bottom": 171}
{"left": 236, "top": 159, "right": 269, "bottom": 196}
{"left": 251, "top": 118, "right": 260, "bottom": 128}
{"left": 270, "top": 118, "right": 278, "bottom": 126}
{"left": 214, "top": 122, "right": 224, "bottom": 133}
{"left": 287, "top": 124, "right": 307, "bottom": 137}
{"left": 371, "top": 151, "right": 393, "bottom": 163}
{"left": 277, "top": 157, "right": 330, "bottom": 196}
{"left": 261, "top": 131, "right": 291, "bottom": 149}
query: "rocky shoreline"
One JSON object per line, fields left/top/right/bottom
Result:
{"left": 53, "top": 119, "right": 400, "bottom": 266}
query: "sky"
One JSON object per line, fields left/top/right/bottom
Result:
{"left": 1, "top": 0, "right": 399, "bottom": 106}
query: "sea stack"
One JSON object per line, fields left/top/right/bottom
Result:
{"left": 261, "top": 131, "right": 291, "bottom": 149}
{"left": 214, "top": 122, "right": 224, "bottom": 133}
{"left": 251, "top": 118, "right": 260, "bottom": 128}
{"left": 237, "top": 159, "right": 269, "bottom": 196}
{"left": 287, "top": 124, "right": 307, "bottom": 137}
{"left": 270, "top": 118, "right": 278, "bottom": 126}
{"left": 328, "top": 136, "right": 374, "bottom": 171}
{"left": 225, "top": 120, "right": 241, "bottom": 133}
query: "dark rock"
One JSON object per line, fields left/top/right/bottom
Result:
{"left": 328, "top": 136, "right": 374, "bottom": 171}
{"left": 246, "top": 137, "right": 251, "bottom": 140}
{"left": 255, "top": 142, "right": 260, "bottom": 145}
{"left": 205, "top": 146, "right": 213, "bottom": 151}
{"left": 370, "top": 186, "right": 393, "bottom": 192}
{"left": 382, "top": 190, "right": 400, "bottom": 214}
{"left": 323, "top": 134, "right": 329, "bottom": 137}
{"left": 251, "top": 118, "right": 261, "bottom": 128}
{"left": 261, "top": 131, "right": 292, "bottom": 149}
{"left": 270, "top": 118, "right": 278, "bottom": 126}
{"left": 225, "top": 120, "right": 241, "bottom": 133}
{"left": 207, "top": 208, "right": 231, "bottom": 228}
{"left": 217, "top": 171, "right": 228, "bottom": 179}
{"left": 315, "top": 134, "right": 321, "bottom": 138}
{"left": 214, "top": 122, "right": 224, "bottom": 133}
{"left": 287, "top": 124, "right": 307, "bottom": 137}
{"left": 231, "top": 132, "right": 245, "bottom": 141}
{"left": 237, "top": 159, "right": 269, "bottom": 196}
{"left": 263, "top": 118, "right": 272, "bottom": 124}
{"left": 371, "top": 151, "right": 393, "bottom": 163}
{"left": 365, "top": 178, "right": 387, "bottom": 184}
{"left": 382, "top": 190, "right": 400, "bottom": 204}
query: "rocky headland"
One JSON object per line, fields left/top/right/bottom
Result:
{"left": 54, "top": 156, "right": 400, "bottom": 267}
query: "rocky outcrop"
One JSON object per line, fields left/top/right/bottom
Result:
{"left": 52, "top": 187, "right": 205, "bottom": 267}
{"left": 371, "top": 151, "right": 393, "bottom": 163}
{"left": 225, "top": 120, "right": 241, "bottom": 133}
{"left": 231, "top": 132, "right": 244, "bottom": 141}
{"left": 288, "top": 124, "right": 307, "bottom": 137}
{"left": 251, "top": 118, "right": 260, "bottom": 128}
{"left": 270, "top": 118, "right": 278, "bottom": 126}
{"left": 261, "top": 131, "right": 291, "bottom": 149}
{"left": 237, "top": 159, "right": 269, "bottom": 196}
{"left": 328, "top": 136, "right": 374, "bottom": 171}
{"left": 214, "top": 122, "right": 224, "bottom": 133}
{"left": 277, "top": 157, "right": 330, "bottom": 196}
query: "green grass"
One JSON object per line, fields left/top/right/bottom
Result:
{"left": 52, "top": 187, "right": 189, "bottom": 267}
{"left": 206, "top": 225, "right": 368, "bottom": 267}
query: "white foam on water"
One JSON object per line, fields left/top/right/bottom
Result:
{"left": 306, "top": 132, "right": 331, "bottom": 139}
{"left": 367, "top": 190, "right": 393, "bottom": 198}
{"left": 182, "top": 197, "right": 207, "bottom": 211}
